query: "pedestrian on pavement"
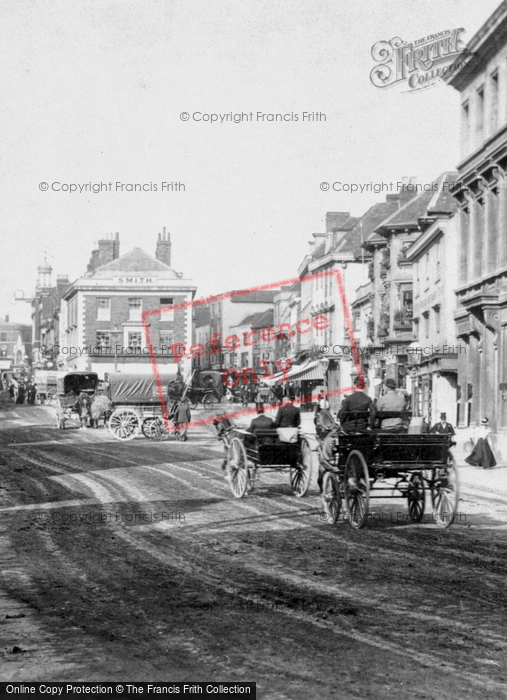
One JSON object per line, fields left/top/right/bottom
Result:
{"left": 174, "top": 397, "right": 191, "bottom": 441}
{"left": 430, "top": 412, "right": 455, "bottom": 435}
{"left": 465, "top": 417, "right": 497, "bottom": 469}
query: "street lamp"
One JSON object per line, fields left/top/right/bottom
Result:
{"left": 109, "top": 326, "right": 122, "bottom": 372}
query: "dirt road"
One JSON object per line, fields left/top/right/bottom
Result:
{"left": 1, "top": 399, "right": 506, "bottom": 699}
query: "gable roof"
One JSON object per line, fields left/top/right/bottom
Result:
{"left": 87, "top": 248, "right": 181, "bottom": 278}
{"left": 375, "top": 172, "right": 458, "bottom": 233}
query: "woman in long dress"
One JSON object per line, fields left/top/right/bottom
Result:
{"left": 465, "top": 417, "right": 497, "bottom": 468}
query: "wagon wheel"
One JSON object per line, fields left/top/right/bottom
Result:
{"left": 407, "top": 472, "right": 425, "bottom": 523}
{"left": 322, "top": 472, "right": 341, "bottom": 524}
{"left": 202, "top": 393, "right": 215, "bottom": 409}
{"left": 431, "top": 455, "right": 460, "bottom": 528}
{"left": 290, "top": 438, "right": 313, "bottom": 497}
{"left": 226, "top": 437, "right": 249, "bottom": 498}
{"left": 189, "top": 398, "right": 199, "bottom": 410}
{"left": 142, "top": 417, "right": 168, "bottom": 441}
{"left": 108, "top": 408, "right": 140, "bottom": 441}
{"left": 343, "top": 450, "right": 370, "bottom": 529}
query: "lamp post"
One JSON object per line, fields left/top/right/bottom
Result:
{"left": 109, "top": 327, "right": 122, "bottom": 373}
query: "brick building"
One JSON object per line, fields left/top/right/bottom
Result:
{"left": 59, "top": 230, "right": 196, "bottom": 377}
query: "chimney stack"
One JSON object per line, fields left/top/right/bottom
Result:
{"left": 155, "top": 227, "right": 172, "bottom": 266}
{"left": 87, "top": 233, "right": 120, "bottom": 274}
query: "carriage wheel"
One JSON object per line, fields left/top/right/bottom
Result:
{"left": 202, "top": 393, "right": 215, "bottom": 409}
{"left": 343, "top": 450, "right": 370, "bottom": 529}
{"left": 407, "top": 472, "right": 425, "bottom": 523}
{"left": 322, "top": 472, "right": 341, "bottom": 524}
{"left": 226, "top": 438, "right": 249, "bottom": 498}
{"left": 431, "top": 455, "right": 459, "bottom": 528}
{"left": 141, "top": 417, "right": 168, "bottom": 441}
{"left": 189, "top": 399, "right": 198, "bottom": 410}
{"left": 290, "top": 439, "right": 312, "bottom": 497}
{"left": 108, "top": 409, "right": 140, "bottom": 441}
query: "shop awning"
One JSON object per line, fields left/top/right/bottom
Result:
{"left": 0, "top": 360, "right": 12, "bottom": 370}
{"left": 262, "top": 360, "right": 324, "bottom": 385}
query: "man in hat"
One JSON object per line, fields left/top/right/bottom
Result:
{"left": 274, "top": 395, "right": 301, "bottom": 428}
{"left": 430, "top": 412, "right": 455, "bottom": 435}
{"left": 376, "top": 378, "right": 407, "bottom": 431}
{"left": 248, "top": 402, "right": 275, "bottom": 435}
{"left": 338, "top": 376, "right": 375, "bottom": 432}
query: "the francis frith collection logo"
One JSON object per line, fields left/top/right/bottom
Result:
{"left": 370, "top": 28, "right": 473, "bottom": 91}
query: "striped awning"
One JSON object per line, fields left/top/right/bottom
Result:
{"left": 262, "top": 360, "right": 324, "bottom": 384}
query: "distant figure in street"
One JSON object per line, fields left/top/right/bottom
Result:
{"left": 465, "top": 417, "right": 497, "bottom": 469}
{"left": 274, "top": 395, "right": 301, "bottom": 428}
{"left": 27, "top": 383, "right": 37, "bottom": 405}
{"left": 376, "top": 378, "right": 407, "bottom": 432}
{"left": 287, "top": 381, "right": 296, "bottom": 400}
{"left": 174, "top": 397, "right": 191, "bottom": 441}
{"left": 430, "top": 412, "right": 455, "bottom": 435}
{"left": 317, "top": 393, "right": 330, "bottom": 410}
{"left": 8, "top": 382, "right": 15, "bottom": 402}
{"left": 16, "top": 383, "right": 26, "bottom": 405}
{"left": 338, "top": 376, "right": 375, "bottom": 432}
{"left": 76, "top": 391, "right": 91, "bottom": 429}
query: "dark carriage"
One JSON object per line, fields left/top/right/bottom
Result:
{"left": 54, "top": 372, "right": 99, "bottom": 429}
{"left": 318, "top": 410, "right": 459, "bottom": 529}
{"left": 215, "top": 420, "right": 313, "bottom": 499}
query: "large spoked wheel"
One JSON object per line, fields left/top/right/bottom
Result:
{"left": 108, "top": 409, "right": 140, "bottom": 441}
{"left": 322, "top": 472, "right": 341, "bottom": 524}
{"left": 431, "top": 456, "right": 460, "bottom": 528}
{"left": 407, "top": 472, "right": 426, "bottom": 523}
{"left": 290, "top": 438, "right": 313, "bottom": 497}
{"left": 202, "top": 393, "right": 215, "bottom": 409}
{"left": 343, "top": 450, "right": 370, "bottom": 529}
{"left": 226, "top": 437, "right": 249, "bottom": 498}
{"left": 188, "top": 398, "right": 199, "bottom": 410}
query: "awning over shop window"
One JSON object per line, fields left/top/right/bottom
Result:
{"left": 0, "top": 360, "right": 12, "bottom": 370}
{"left": 261, "top": 360, "right": 324, "bottom": 385}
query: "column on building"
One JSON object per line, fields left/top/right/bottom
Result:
{"left": 458, "top": 203, "right": 469, "bottom": 285}
{"left": 487, "top": 181, "right": 499, "bottom": 275}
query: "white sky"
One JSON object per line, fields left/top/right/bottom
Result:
{"left": 0, "top": 0, "right": 501, "bottom": 324}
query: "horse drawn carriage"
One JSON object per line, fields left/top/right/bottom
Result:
{"left": 317, "top": 410, "right": 459, "bottom": 529}
{"left": 54, "top": 372, "right": 99, "bottom": 429}
{"left": 215, "top": 417, "right": 313, "bottom": 499}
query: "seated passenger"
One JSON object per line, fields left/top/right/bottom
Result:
{"left": 376, "top": 378, "right": 408, "bottom": 432}
{"left": 248, "top": 403, "right": 275, "bottom": 436}
{"left": 338, "top": 376, "right": 375, "bottom": 432}
{"left": 274, "top": 396, "right": 301, "bottom": 428}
